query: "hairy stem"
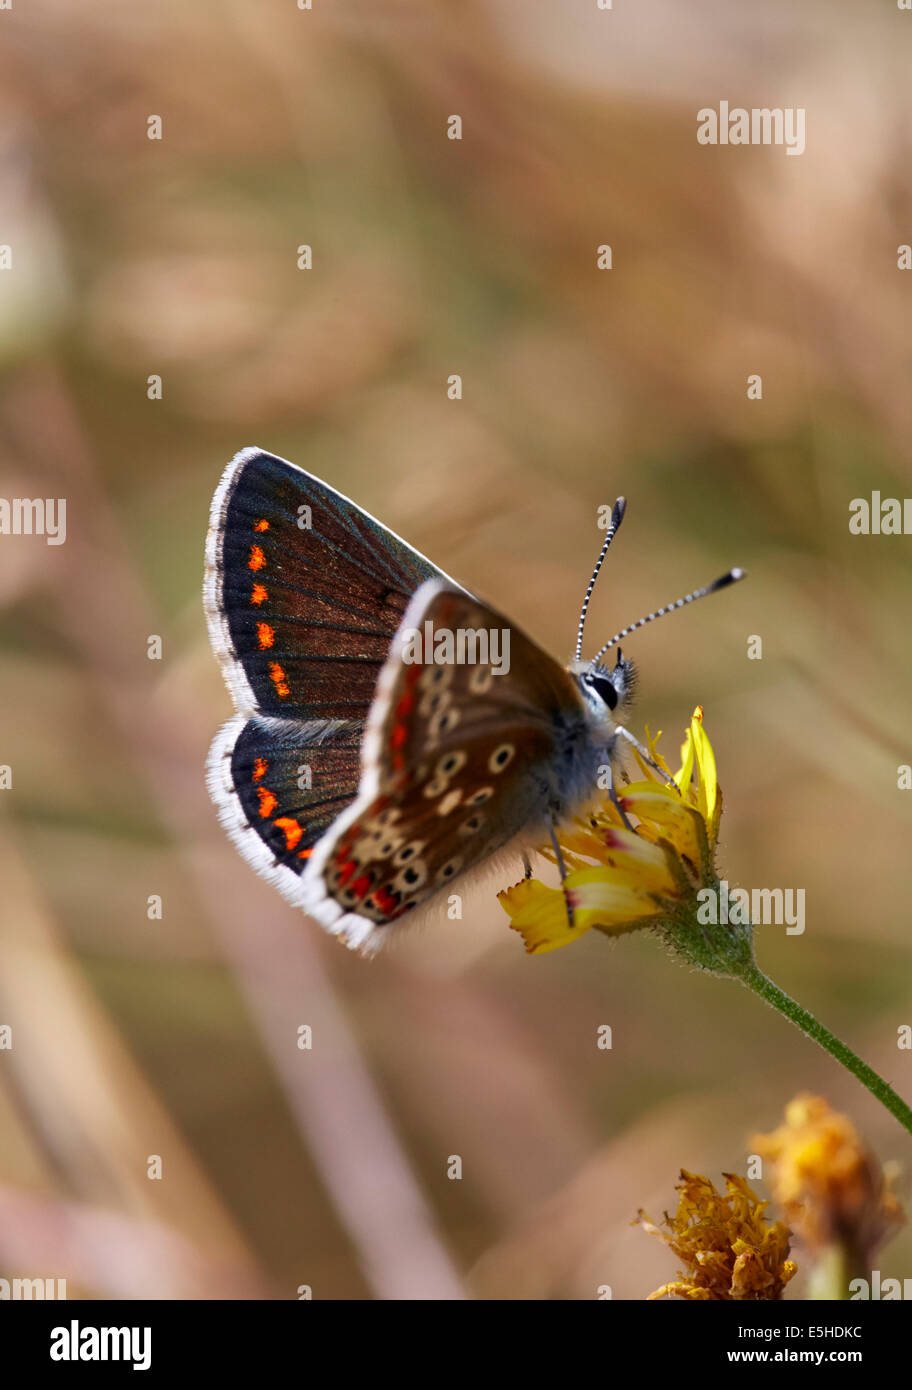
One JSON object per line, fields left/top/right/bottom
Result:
{"left": 739, "top": 962, "right": 912, "bottom": 1139}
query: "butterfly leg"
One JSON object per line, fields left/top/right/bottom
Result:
{"left": 603, "top": 759, "right": 635, "bottom": 831}
{"left": 544, "top": 810, "right": 575, "bottom": 928}
{"left": 521, "top": 850, "right": 533, "bottom": 880}
{"left": 616, "top": 725, "right": 678, "bottom": 791}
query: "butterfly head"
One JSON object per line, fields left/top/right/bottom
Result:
{"left": 574, "top": 649, "right": 637, "bottom": 725}
{"left": 573, "top": 496, "right": 745, "bottom": 731}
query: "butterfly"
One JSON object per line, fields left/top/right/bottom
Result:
{"left": 204, "top": 447, "right": 743, "bottom": 953}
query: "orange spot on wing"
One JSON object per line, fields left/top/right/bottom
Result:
{"left": 251, "top": 583, "right": 268, "bottom": 606}
{"left": 391, "top": 724, "right": 408, "bottom": 750}
{"left": 351, "top": 873, "right": 372, "bottom": 900}
{"left": 370, "top": 887, "right": 399, "bottom": 916}
{"left": 268, "top": 661, "right": 290, "bottom": 698}
{"left": 274, "top": 816, "right": 304, "bottom": 851}
{"left": 257, "top": 622, "right": 275, "bottom": 649}
{"left": 395, "top": 690, "right": 414, "bottom": 719}
{"left": 297, "top": 847, "right": 313, "bottom": 860}
{"left": 257, "top": 786, "right": 278, "bottom": 818}
{"left": 254, "top": 518, "right": 270, "bottom": 532}
{"left": 252, "top": 758, "right": 268, "bottom": 783}
{"left": 248, "top": 545, "right": 266, "bottom": 572}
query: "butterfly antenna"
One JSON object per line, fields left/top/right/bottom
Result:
{"left": 590, "top": 567, "right": 746, "bottom": 665}
{"left": 575, "top": 497, "right": 627, "bottom": 662}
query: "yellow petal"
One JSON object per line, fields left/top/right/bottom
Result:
{"left": 675, "top": 718, "right": 696, "bottom": 795}
{"left": 564, "top": 866, "right": 663, "bottom": 921}
{"left": 619, "top": 789, "right": 700, "bottom": 865}
{"left": 499, "top": 869, "right": 660, "bottom": 954}
{"left": 499, "top": 881, "right": 594, "bottom": 954}
{"left": 690, "top": 707, "right": 717, "bottom": 824}
{"left": 620, "top": 777, "right": 681, "bottom": 803}
{"left": 558, "top": 824, "right": 671, "bottom": 883}
{"left": 644, "top": 726, "right": 676, "bottom": 782}
{"left": 497, "top": 877, "right": 544, "bottom": 917}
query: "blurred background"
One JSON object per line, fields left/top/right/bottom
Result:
{"left": 1, "top": 0, "right": 911, "bottom": 1299}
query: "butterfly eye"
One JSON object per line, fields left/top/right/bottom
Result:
{"left": 585, "top": 673, "right": 619, "bottom": 711}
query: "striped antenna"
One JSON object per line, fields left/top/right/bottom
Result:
{"left": 575, "top": 497, "right": 627, "bottom": 662}
{"left": 589, "top": 567, "right": 746, "bottom": 665}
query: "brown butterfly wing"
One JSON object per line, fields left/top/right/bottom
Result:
{"left": 301, "top": 583, "right": 587, "bottom": 949}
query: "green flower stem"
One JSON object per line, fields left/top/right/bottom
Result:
{"left": 807, "top": 1244, "right": 852, "bottom": 1302}
{"left": 805, "top": 1241, "right": 871, "bottom": 1301}
{"left": 738, "top": 962, "right": 912, "bottom": 1139}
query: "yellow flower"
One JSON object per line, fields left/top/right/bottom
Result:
{"left": 752, "top": 1094, "right": 905, "bottom": 1262}
{"left": 636, "top": 1169, "right": 798, "bottom": 1301}
{"left": 499, "top": 707, "right": 722, "bottom": 954}
{"left": 494, "top": 701, "right": 912, "bottom": 1144}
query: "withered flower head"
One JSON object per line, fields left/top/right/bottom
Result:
{"left": 636, "top": 1169, "right": 797, "bottom": 1301}
{"left": 752, "top": 1093, "right": 905, "bottom": 1263}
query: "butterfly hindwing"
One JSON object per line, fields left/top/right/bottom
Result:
{"left": 207, "top": 715, "right": 366, "bottom": 899}
{"left": 205, "top": 447, "right": 457, "bottom": 720}
{"left": 301, "top": 582, "right": 589, "bottom": 949}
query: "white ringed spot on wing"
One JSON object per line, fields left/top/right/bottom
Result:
{"left": 488, "top": 743, "right": 515, "bottom": 773}
{"left": 394, "top": 860, "right": 428, "bottom": 894}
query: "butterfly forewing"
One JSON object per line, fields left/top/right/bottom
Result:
{"left": 205, "top": 447, "right": 454, "bottom": 719}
